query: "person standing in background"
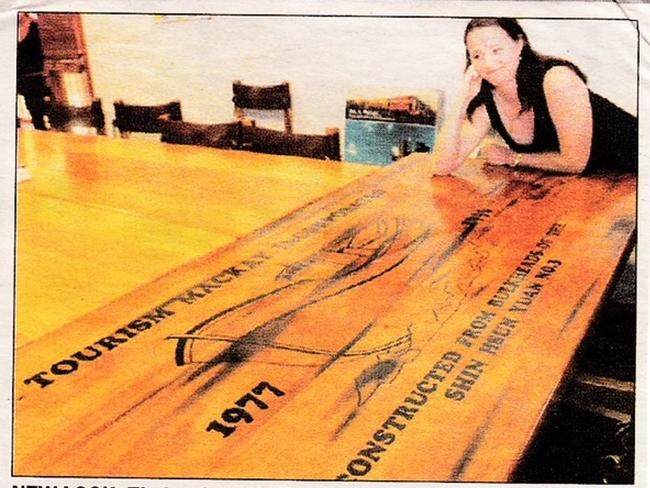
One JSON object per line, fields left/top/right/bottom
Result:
{"left": 18, "top": 13, "right": 50, "bottom": 130}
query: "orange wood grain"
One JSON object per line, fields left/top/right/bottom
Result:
{"left": 17, "top": 130, "right": 374, "bottom": 344}
{"left": 15, "top": 131, "right": 635, "bottom": 481}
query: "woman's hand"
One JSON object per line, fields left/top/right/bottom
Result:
{"left": 484, "top": 144, "right": 516, "bottom": 167}
{"left": 427, "top": 66, "right": 491, "bottom": 178}
{"left": 460, "top": 66, "right": 484, "bottom": 105}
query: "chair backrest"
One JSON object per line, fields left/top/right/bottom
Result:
{"left": 160, "top": 120, "right": 242, "bottom": 149}
{"left": 241, "top": 126, "right": 340, "bottom": 161}
{"left": 113, "top": 100, "right": 182, "bottom": 137}
{"left": 48, "top": 99, "right": 106, "bottom": 134}
{"left": 232, "top": 81, "right": 293, "bottom": 133}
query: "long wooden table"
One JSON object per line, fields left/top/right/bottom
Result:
{"left": 14, "top": 130, "right": 636, "bottom": 481}
{"left": 16, "top": 130, "right": 374, "bottom": 346}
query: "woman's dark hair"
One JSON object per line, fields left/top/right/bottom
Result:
{"left": 464, "top": 18, "right": 587, "bottom": 120}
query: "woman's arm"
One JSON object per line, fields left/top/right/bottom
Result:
{"left": 404, "top": 67, "right": 491, "bottom": 175}
{"left": 486, "top": 66, "right": 592, "bottom": 174}
{"left": 434, "top": 102, "right": 491, "bottom": 174}
{"left": 432, "top": 67, "right": 492, "bottom": 174}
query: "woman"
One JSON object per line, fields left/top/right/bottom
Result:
{"left": 429, "top": 18, "right": 637, "bottom": 175}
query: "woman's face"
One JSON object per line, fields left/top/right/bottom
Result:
{"left": 466, "top": 25, "right": 523, "bottom": 87}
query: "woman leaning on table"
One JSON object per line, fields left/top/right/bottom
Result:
{"left": 426, "top": 18, "right": 637, "bottom": 175}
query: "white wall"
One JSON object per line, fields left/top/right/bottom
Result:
{"left": 82, "top": 15, "right": 638, "bottom": 136}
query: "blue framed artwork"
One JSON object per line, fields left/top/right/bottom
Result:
{"left": 344, "top": 93, "right": 441, "bottom": 166}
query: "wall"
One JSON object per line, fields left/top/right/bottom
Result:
{"left": 81, "top": 14, "right": 638, "bottom": 138}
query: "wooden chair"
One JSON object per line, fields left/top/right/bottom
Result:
{"left": 232, "top": 80, "right": 292, "bottom": 133}
{"left": 160, "top": 120, "right": 242, "bottom": 150}
{"left": 241, "top": 125, "right": 340, "bottom": 160}
{"left": 48, "top": 98, "right": 106, "bottom": 134}
{"left": 113, "top": 100, "right": 182, "bottom": 138}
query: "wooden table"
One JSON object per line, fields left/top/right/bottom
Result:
{"left": 14, "top": 130, "right": 636, "bottom": 481}
{"left": 16, "top": 130, "right": 374, "bottom": 346}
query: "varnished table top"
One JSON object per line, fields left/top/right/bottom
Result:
{"left": 14, "top": 129, "right": 636, "bottom": 481}
{"left": 16, "top": 130, "right": 374, "bottom": 345}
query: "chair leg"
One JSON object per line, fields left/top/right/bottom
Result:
{"left": 284, "top": 108, "right": 293, "bottom": 134}
{"left": 562, "top": 373, "right": 634, "bottom": 423}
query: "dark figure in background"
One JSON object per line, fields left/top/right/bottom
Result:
{"left": 18, "top": 14, "right": 50, "bottom": 130}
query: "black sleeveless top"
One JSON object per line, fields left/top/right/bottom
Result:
{"left": 484, "top": 63, "right": 637, "bottom": 174}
